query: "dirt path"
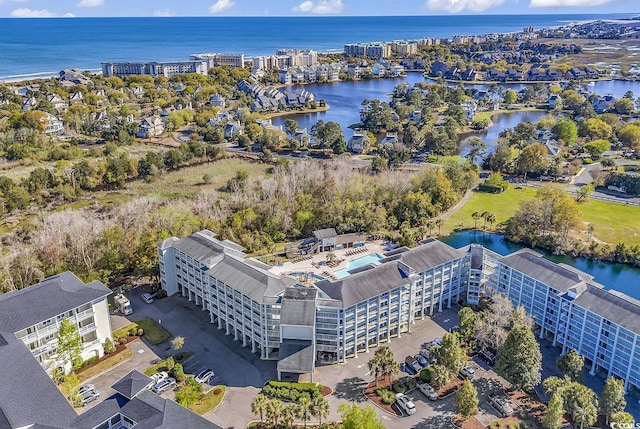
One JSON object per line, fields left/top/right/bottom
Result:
{"left": 437, "top": 189, "right": 473, "bottom": 221}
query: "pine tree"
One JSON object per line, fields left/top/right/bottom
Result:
{"left": 456, "top": 379, "right": 479, "bottom": 419}
{"left": 556, "top": 349, "right": 585, "bottom": 382}
{"left": 543, "top": 393, "right": 564, "bottom": 429}
{"left": 495, "top": 324, "right": 542, "bottom": 391}
{"left": 602, "top": 377, "right": 626, "bottom": 424}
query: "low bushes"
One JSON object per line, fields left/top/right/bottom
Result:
{"left": 420, "top": 366, "right": 434, "bottom": 383}
{"left": 376, "top": 387, "right": 395, "bottom": 404}
{"left": 392, "top": 376, "right": 417, "bottom": 393}
{"left": 262, "top": 381, "right": 321, "bottom": 402}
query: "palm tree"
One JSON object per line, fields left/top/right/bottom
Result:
{"left": 297, "top": 393, "right": 313, "bottom": 428}
{"left": 377, "top": 345, "right": 399, "bottom": 388}
{"left": 435, "top": 218, "right": 444, "bottom": 236}
{"left": 251, "top": 393, "right": 268, "bottom": 425}
{"left": 311, "top": 395, "right": 331, "bottom": 426}
{"left": 266, "top": 398, "right": 283, "bottom": 427}
{"left": 481, "top": 211, "right": 490, "bottom": 230}
{"left": 282, "top": 403, "right": 298, "bottom": 428}
{"left": 486, "top": 213, "right": 496, "bottom": 230}
{"left": 367, "top": 354, "right": 382, "bottom": 386}
{"left": 471, "top": 212, "right": 481, "bottom": 229}
{"left": 427, "top": 220, "right": 435, "bottom": 236}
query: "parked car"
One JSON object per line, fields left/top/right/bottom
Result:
{"left": 141, "top": 292, "right": 155, "bottom": 304}
{"left": 153, "top": 377, "right": 176, "bottom": 394}
{"left": 195, "top": 369, "right": 215, "bottom": 384}
{"left": 478, "top": 349, "right": 496, "bottom": 366}
{"left": 488, "top": 392, "right": 515, "bottom": 417}
{"left": 432, "top": 337, "right": 442, "bottom": 346}
{"left": 416, "top": 381, "right": 438, "bottom": 401}
{"left": 80, "top": 388, "right": 100, "bottom": 406}
{"left": 395, "top": 392, "right": 416, "bottom": 415}
{"left": 405, "top": 355, "right": 422, "bottom": 373}
{"left": 459, "top": 366, "right": 475, "bottom": 380}
{"left": 78, "top": 384, "right": 96, "bottom": 396}
{"left": 415, "top": 354, "right": 429, "bottom": 367}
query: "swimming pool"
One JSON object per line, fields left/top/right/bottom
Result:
{"left": 334, "top": 253, "right": 384, "bottom": 279}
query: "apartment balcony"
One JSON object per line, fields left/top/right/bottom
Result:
{"left": 76, "top": 308, "right": 94, "bottom": 320}
{"left": 79, "top": 322, "right": 96, "bottom": 335}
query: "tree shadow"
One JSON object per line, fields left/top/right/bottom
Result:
{"left": 412, "top": 415, "right": 456, "bottom": 429}
{"left": 473, "top": 376, "right": 506, "bottom": 397}
{"left": 333, "top": 376, "right": 367, "bottom": 402}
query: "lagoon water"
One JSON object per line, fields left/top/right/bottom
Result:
{"left": 440, "top": 230, "right": 640, "bottom": 300}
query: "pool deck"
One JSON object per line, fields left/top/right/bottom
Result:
{"left": 268, "top": 240, "right": 388, "bottom": 281}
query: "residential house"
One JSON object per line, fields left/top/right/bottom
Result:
{"left": 224, "top": 121, "right": 242, "bottom": 139}
{"left": 89, "top": 111, "right": 111, "bottom": 131}
{"left": 347, "top": 131, "right": 370, "bottom": 153}
{"left": 22, "top": 96, "right": 37, "bottom": 111}
{"left": 58, "top": 69, "right": 93, "bottom": 86}
{"left": 293, "top": 128, "right": 311, "bottom": 147}
{"left": 47, "top": 94, "right": 68, "bottom": 113}
{"left": 409, "top": 110, "right": 422, "bottom": 125}
{"left": 459, "top": 67, "right": 477, "bottom": 81}
{"left": 136, "top": 115, "right": 164, "bottom": 138}
{"left": 548, "top": 94, "right": 562, "bottom": 109}
{"left": 44, "top": 114, "right": 64, "bottom": 134}
{"left": 131, "top": 86, "right": 145, "bottom": 97}
{"left": 380, "top": 132, "right": 401, "bottom": 151}
{"left": 593, "top": 94, "right": 616, "bottom": 114}
{"left": 278, "top": 68, "right": 292, "bottom": 85}
{"left": 430, "top": 61, "right": 451, "bottom": 77}
{"left": 210, "top": 94, "right": 226, "bottom": 108}
{"left": 461, "top": 101, "right": 477, "bottom": 121}
{"left": 69, "top": 92, "right": 84, "bottom": 105}
{"left": 161, "top": 106, "right": 176, "bottom": 117}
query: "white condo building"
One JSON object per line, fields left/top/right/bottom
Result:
{"left": 101, "top": 61, "right": 208, "bottom": 78}
{"left": 0, "top": 271, "right": 113, "bottom": 375}
{"left": 189, "top": 53, "right": 246, "bottom": 69}
{"left": 159, "top": 230, "right": 640, "bottom": 391}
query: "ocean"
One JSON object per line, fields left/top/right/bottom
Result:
{"left": 0, "top": 14, "right": 636, "bottom": 81}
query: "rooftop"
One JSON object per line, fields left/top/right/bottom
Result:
{"left": 0, "top": 271, "right": 110, "bottom": 333}
{"left": 111, "top": 369, "right": 153, "bottom": 400}
{"left": 574, "top": 284, "right": 640, "bottom": 336}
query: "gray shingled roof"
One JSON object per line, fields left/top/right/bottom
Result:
{"left": 315, "top": 240, "right": 465, "bottom": 308}
{"left": 316, "top": 261, "right": 411, "bottom": 308}
{"left": 0, "top": 332, "right": 77, "bottom": 428}
{"left": 70, "top": 399, "right": 121, "bottom": 428}
{"left": 206, "top": 254, "right": 296, "bottom": 302}
{"left": 111, "top": 370, "right": 153, "bottom": 399}
{"left": 0, "top": 272, "right": 110, "bottom": 333}
{"left": 313, "top": 228, "right": 337, "bottom": 240}
{"left": 168, "top": 230, "right": 246, "bottom": 266}
{"left": 500, "top": 249, "right": 590, "bottom": 292}
{"left": 394, "top": 239, "right": 466, "bottom": 271}
{"left": 573, "top": 284, "right": 640, "bottom": 335}
{"left": 281, "top": 288, "right": 317, "bottom": 327}
{"left": 277, "top": 340, "right": 315, "bottom": 374}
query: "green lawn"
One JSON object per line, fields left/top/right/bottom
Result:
{"left": 443, "top": 187, "right": 537, "bottom": 235}
{"left": 144, "top": 352, "right": 194, "bottom": 376}
{"left": 190, "top": 386, "right": 226, "bottom": 415}
{"left": 113, "top": 318, "right": 170, "bottom": 345}
{"left": 76, "top": 348, "right": 135, "bottom": 383}
{"left": 443, "top": 186, "right": 640, "bottom": 247}
{"left": 580, "top": 199, "right": 640, "bottom": 246}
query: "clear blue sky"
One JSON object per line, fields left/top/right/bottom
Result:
{"left": 0, "top": 0, "right": 637, "bottom": 18}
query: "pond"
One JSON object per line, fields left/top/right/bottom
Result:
{"left": 439, "top": 230, "right": 640, "bottom": 300}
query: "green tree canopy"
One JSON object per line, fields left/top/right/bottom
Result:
{"left": 495, "top": 324, "right": 542, "bottom": 391}
{"left": 456, "top": 379, "right": 479, "bottom": 419}
{"left": 556, "top": 349, "right": 585, "bottom": 382}
{"left": 338, "top": 403, "right": 385, "bottom": 429}
{"left": 602, "top": 377, "right": 626, "bottom": 424}
{"left": 56, "top": 318, "right": 83, "bottom": 371}
{"left": 552, "top": 118, "right": 578, "bottom": 145}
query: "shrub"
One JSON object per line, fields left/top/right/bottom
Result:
{"left": 376, "top": 387, "right": 396, "bottom": 404}
{"left": 83, "top": 356, "right": 99, "bottom": 367}
{"left": 263, "top": 381, "right": 321, "bottom": 402}
{"left": 392, "top": 379, "right": 407, "bottom": 393}
{"left": 155, "top": 289, "right": 167, "bottom": 299}
{"left": 103, "top": 338, "right": 116, "bottom": 354}
{"left": 172, "top": 363, "right": 185, "bottom": 382}
{"left": 128, "top": 327, "right": 137, "bottom": 336}
{"left": 420, "top": 366, "right": 434, "bottom": 383}
{"left": 583, "top": 157, "right": 593, "bottom": 164}
{"left": 137, "top": 328, "right": 144, "bottom": 336}
{"left": 477, "top": 183, "right": 505, "bottom": 193}
{"left": 165, "top": 356, "right": 175, "bottom": 371}
{"left": 404, "top": 377, "right": 417, "bottom": 391}
{"left": 213, "top": 388, "right": 222, "bottom": 395}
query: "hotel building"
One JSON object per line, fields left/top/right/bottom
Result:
{"left": 159, "top": 230, "right": 640, "bottom": 391}
{"left": 189, "top": 53, "right": 246, "bottom": 69}
{"left": 101, "top": 60, "right": 208, "bottom": 78}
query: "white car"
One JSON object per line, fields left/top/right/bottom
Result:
{"left": 141, "top": 292, "right": 155, "bottom": 304}
{"left": 416, "top": 381, "right": 438, "bottom": 401}
{"left": 78, "top": 384, "right": 96, "bottom": 396}
{"left": 395, "top": 392, "right": 416, "bottom": 415}
{"left": 195, "top": 369, "right": 215, "bottom": 384}
{"left": 147, "top": 371, "right": 168, "bottom": 389}
{"left": 80, "top": 388, "right": 100, "bottom": 406}
{"left": 459, "top": 365, "right": 475, "bottom": 379}
{"left": 153, "top": 377, "right": 176, "bottom": 394}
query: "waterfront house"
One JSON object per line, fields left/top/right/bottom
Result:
{"left": 347, "top": 131, "right": 370, "bottom": 154}
{"left": 136, "top": 115, "right": 164, "bottom": 138}
{"left": 430, "top": 61, "right": 451, "bottom": 77}
{"left": 293, "top": 128, "right": 311, "bottom": 147}
{"left": 548, "top": 94, "right": 562, "bottom": 109}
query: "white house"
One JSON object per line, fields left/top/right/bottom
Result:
{"left": 136, "top": 115, "right": 164, "bottom": 138}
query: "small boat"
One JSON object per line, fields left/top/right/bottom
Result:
{"left": 587, "top": 81, "right": 595, "bottom": 87}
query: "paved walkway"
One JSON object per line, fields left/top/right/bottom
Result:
{"left": 438, "top": 189, "right": 473, "bottom": 221}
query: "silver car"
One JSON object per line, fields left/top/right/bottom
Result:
{"left": 80, "top": 388, "right": 100, "bottom": 406}
{"left": 153, "top": 377, "right": 176, "bottom": 394}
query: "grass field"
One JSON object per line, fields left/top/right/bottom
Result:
{"left": 125, "top": 157, "right": 271, "bottom": 199}
{"left": 113, "top": 318, "right": 171, "bottom": 345}
{"left": 443, "top": 187, "right": 537, "bottom": 234}
{"left": 143, "top": 352, "right": 194, "bottom": 376}
{"left": 190, "top": 386, "right": 226, "bottom": 415}
{"left": 443, "top": 186, "right": 640, "bottom": 247}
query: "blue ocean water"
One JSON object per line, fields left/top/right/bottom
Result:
{"left": 0, "top": 14, "right": 635, "bottom": 80}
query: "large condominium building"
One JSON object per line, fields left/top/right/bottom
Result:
{"left": 159, "top": 230, "right": 640, "bottom": 391}
{"left": 252, "top": 50, "right": 318, "bottom": 71}
{"left": 0, "top": 271, "right": 112, "bottom": 374}
{"left": 343, "top": 42, "right": 391, "bottom": 58}
{"left": 101, "top": 60, "right": 207, "bottom": 78}
{"left": 483, "top": 249, "right": 640, "bottom": 391}
{"left": 189, "top": 53, "right": 246, "bottom": 69}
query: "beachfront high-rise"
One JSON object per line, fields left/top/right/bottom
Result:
{"left": 158, "top": 230, "right": 640, "bottom": 391}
